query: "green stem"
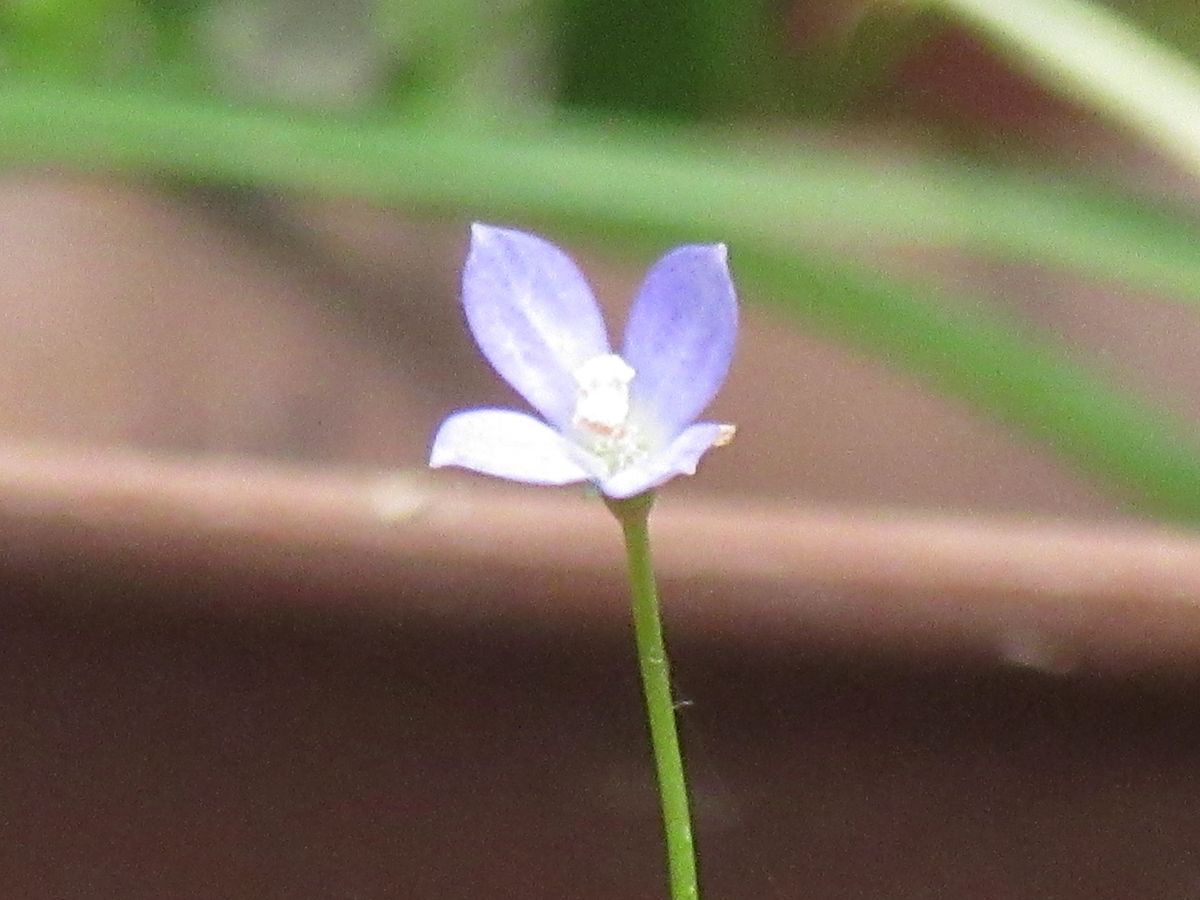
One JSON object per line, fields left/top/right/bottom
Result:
{"left": 608, "top": 492, "right": 699, "bottom": 900}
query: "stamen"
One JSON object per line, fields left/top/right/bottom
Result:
{"left": 572, "top": 354, "right": 642, "bottom": 473}
{"left": 572, "top": 354, "right": 635, "bottom": 435}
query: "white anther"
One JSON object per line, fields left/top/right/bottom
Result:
{"left": 572, "top": 354, "right": 635, "bottom": 435}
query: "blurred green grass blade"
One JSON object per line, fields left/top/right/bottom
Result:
{"left": 2, "top": 80, "right": 1199, "bottom": 302}
{"left": 934, "top": 0, "right": 1200, "bottom": 179}
{"left": 743, "top": 247, "right": 1200, "bottom": 522}
{"left": 2, "top": 80, "right": 1200, "bottom": 517}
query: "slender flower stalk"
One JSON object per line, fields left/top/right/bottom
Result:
{"left": 608, "top": 491, "right": 699, "bottom": 900}
{"left": 429, "top": 224, "right": 738, "bottom": 898}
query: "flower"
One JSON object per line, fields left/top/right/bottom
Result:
{"left": 429, "top": 223, "right": 737, "bottom": 499}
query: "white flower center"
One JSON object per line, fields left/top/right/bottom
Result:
{"left": 572, "top": 354, "right": 634, "bottom": 434}
{"left": 571, "top": 353, "right": 642, "bottom": 473}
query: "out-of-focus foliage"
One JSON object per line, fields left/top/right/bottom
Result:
{"left": 935, "top": 0, "right": 1200, "bottom": 180}
{"left": 0, "top": 0, "right": 155, "bottom": 79}
{"left": 4, "top": 0, "right": 1200, "bottom": 519}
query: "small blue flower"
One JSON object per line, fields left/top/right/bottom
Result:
{"left": 429, "top": 224, "right": 737, "bottom": 499}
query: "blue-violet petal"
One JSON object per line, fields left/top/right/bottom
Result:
{"left": 430, "top": 408, "right": 592, "bottom": 486}
{"left": 463, "top": 224, "right": 611, "bottom": 429}
{"left": 622, "top": 244, "right": 737, "bottom": 438}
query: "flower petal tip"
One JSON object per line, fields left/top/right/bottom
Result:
{"left": 469, "top": 221, "right": 503, "bottom": 245}
{"left": 427, "top": 423, "right": 458, "bottom": 469}
{"left": 427, "top": 445, "right": 449, "bottom": 470}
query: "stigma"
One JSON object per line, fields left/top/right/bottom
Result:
{"left": 572, "top": 354, "right": 635, "bottom": 435}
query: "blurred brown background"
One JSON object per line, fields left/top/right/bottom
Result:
{"left": 6, "top": 4, "right": 1200, "bottom": 898}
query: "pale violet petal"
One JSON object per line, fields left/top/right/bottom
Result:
{"left": 598, "top": 422, "right": 729, "bottom": 499}
{"left": 463, "top": 224, "right": 611, "bottom": 430}
{"left": 621, "top": 244, "right": 737, "bottom": 438}
{"left": 429, "top": 408, "right": 591, "bottom": 486}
